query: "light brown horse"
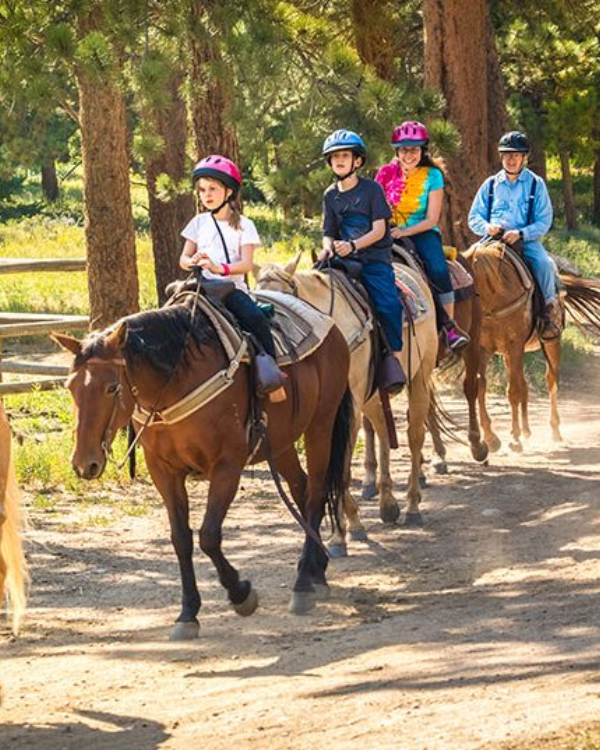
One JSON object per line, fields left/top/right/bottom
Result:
{"left": 255, "top": 252, "right": 438, "bottom": 553}
{"left": 363, "top": 248, "right": 489, "bottom": 480}
{"left": 54, "top": 295, "right": 354, "bottom": 639}
{"left": 466, "top": 240, "right": 600, "bottom": 452}
{"left": 0, "top": 401, "right": 27, "bottom": 635}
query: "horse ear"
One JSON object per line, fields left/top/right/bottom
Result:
{"left": 284, "top": 250, "right": 303, "bottom": 277}
{"left": 105, "top": 321, "right": 128, "bottom": 351}
{"left": 51, "top": 333, "right": 82, "bottom": 355}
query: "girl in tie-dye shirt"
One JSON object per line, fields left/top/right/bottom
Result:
{"left": 375, "top": 121, "right": 469, "bottom": 352}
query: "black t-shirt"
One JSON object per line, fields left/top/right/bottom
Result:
{"left": 322, "top": 177, "right": 393, "bottom": 264}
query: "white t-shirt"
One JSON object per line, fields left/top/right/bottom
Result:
{"left": 181, "top": 213, "right": 261, "bottom": 291}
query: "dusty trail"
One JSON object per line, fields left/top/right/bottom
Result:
{"left": 1, "top": 367, "right": 600, "bottom": 749}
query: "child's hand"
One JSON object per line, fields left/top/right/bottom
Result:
{"left": 317, "top": 248, "right": 333, "bottom": 262}
{"left": 333, "top": 240, "right": 353, "bottom": 257}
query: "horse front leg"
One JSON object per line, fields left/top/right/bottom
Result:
{"left": 478, "top": 348, "right": 501, "bottom": 452}
{"left": 504, "top": 350, "right": 527, "bottom": 453}
{"left": 404, "top": 376, "right": 431, "bottom": 527}
{"left": 544, "top": 338, "right": 562, "bottom": 442}
{"left": 199, "top": 461, "right": 258, "bottom": 617}
{"left": 147, "top": 461, "right": 201, "bottom": 640}
{"left": 463, "top": 342, "right": 489, "bottom": 462}
{"left": 364, "top": 399, "right": 399, "bottom": 524}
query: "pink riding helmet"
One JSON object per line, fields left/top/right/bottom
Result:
{"left": 391, "top": 121, "right": 430, "bottom": 148}
{"left": 192, "top": 155, "right": 242, "bottom": 192}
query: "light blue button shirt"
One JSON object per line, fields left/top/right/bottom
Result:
{"left": 468, "top": 168, "right": 553, "bottom": 243}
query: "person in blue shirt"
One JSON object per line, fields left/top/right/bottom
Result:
{"left": 318, "top": 129, "right": 406, "bottom": 388}
{"left": 468, "top": 131, "right": 559, "bottom": 339}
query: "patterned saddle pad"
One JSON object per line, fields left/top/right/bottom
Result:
{"left": 392, "top": 242, "right": 475, "bottom": 303}
{"left": 393, "top": 265, "right": 430, "bottom": 322}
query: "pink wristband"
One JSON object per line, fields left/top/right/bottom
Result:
{"left": 222, "top": 264, "right": 231, "bottom": 276}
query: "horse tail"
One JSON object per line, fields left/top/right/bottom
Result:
{"left": 324, "top": 386, "right": 354, "bottom": 525}
{"left": 427, "top": 384, "right": 468, "bottom": 446}
{"left": 561, "top": 274, "right": 600, "bottom": 336}
{"left": 0, "top": 413, "right": 27, "bottom": 635}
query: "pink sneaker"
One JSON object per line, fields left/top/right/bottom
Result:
{"left": 445, "top": 326, "right": 470, "bottom": 352}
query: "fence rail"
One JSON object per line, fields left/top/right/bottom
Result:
{"left": 0, "top": 258, "right": 88, "bottom": 394}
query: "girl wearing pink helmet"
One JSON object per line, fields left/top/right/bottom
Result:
{"left": 180, "top": 155, "right": 287, "bottom": 402}
{"left": 376, "top": 122, "right": 469, "bottom": 352}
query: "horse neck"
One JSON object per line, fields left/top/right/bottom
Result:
{"left": 127, "top": 340, "right": 226, "bottom": 409}
{"left": 294, "top": 272, "right": 334, "bottom": 312}
{"left": 473, "top": 246, "right": 524, "bottom": 307}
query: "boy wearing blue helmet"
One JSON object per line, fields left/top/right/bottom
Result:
{"left": 318, "top": 129, "right": 405, "bottom": 387}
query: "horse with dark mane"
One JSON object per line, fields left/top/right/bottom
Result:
{"left": 466, "top": 239, "right": 600, "bottom": 451}
{"left": 54, "top": 294, "right": 353, "bottom": 639}
{"left": 0, "top": 401, "right": 27, "bottom": 635}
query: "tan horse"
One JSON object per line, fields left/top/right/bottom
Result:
{"left": 0, "top": 401, "right": 27, "bottom": 635}
{"left": 255, "top": 253, "right": 438, "bottom": 553}
{"left": 466, "top": 240, "right": 600, "bottom": 451}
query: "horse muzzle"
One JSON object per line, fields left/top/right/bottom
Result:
{"left": 72, "top": 452, "right": 107, "bottom": 480}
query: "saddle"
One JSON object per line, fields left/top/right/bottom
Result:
{"left": 493, "top": 243, "right": 563, "bottom": 344}
{"left": 392, "top": 239, "right": 476, "bottom": 303}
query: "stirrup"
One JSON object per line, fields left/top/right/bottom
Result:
{"left": 377, "top": 353, "right": 406, "bottom": 395}
{"left": 254, "top": 353, "right": 287, "bottom": 398}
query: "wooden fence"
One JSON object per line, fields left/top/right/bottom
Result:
{"left": 0, "top": 258, "right": 89, "bottom": 395}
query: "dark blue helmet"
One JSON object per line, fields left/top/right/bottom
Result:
{"left": 322, "top": 130, "right": 367, "bottom": 160}
{"left": 498, "top": 131, "right": 530, "bottom": 153}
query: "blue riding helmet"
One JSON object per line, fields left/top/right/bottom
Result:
{"left": 322, "top": 130, "right": 367, "bottom": 160}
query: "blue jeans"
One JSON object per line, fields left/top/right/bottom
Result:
{"left": 410, "top": 230, "right": 454, "bottom": 331}
{"left": 360, "top": 261, "right": 403, "bottom": 351}
{"left": 522, "top": 241, "right": 557, "bottom": 304}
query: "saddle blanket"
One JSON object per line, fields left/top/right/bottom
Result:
{"left": 393, "top": 265, "right": 430, "bottom": 322}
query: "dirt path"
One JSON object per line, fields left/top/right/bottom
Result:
{"left": 1, "top": 375, "right": 600, "bottom": 749}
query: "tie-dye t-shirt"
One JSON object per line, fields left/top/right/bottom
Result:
{"left": 375, "top": 163, "right": 444, "bottom": 232}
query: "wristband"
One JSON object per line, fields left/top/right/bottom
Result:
{"left": 222, "top": 263, "right": 231, "bottom": 276}
{"left": 349, "top": 240, "right": 357, "bottom": 253}
{"left": 518, "top": 230, "right": 524, "bottom": 241}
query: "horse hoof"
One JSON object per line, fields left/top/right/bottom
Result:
{"left": 169, "top": 621, "right": 200, "bottom": 641}
{"left": 487, "top": 435, "right": 501, "bottom": 453}
{"left": 472, "top": 442, "right": 489, "bottom": 463}
{"left": 233, "top": 587, "right": 259, "bottom": 617}
{"left": 380, "top": 503, "right": 400, "bottom": 524}
{"left": 289, "top": 590, "right": 317, "bottom": 615}
{"left": 328, "top": 542, "right": 348, "bottom": 558}
{"left": 349, "top": 528, "right": 369, "bottom": 542}
{"left": 552, "top": 431, "right": 563, "bottom": 443}
{"left": 433, "top": 461, "right": 448, "bottom": 475}
{"left": 403, "top": 512, "right": 424, "bottom": 528}
{"left": 313, "top": 583, "right": 331, "bottom": 600}
{"left": 361, "top": 482, "right": 378, "bottom": 500}
{"left": 509, "top": 440, "right": 523, "bottom": 453}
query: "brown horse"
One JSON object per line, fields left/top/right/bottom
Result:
{"left": 0, "top": 401, "right": 27, "bottom": 635}
{"left": 466, "top": 240, "right": 600, "bottom": 452}
{"left": 255, "top": 252, "right": 438, "bottom": 553}
{"left": 54, "top": 296, "right": 354, "bottom": 639}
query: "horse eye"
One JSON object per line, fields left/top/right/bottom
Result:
{"left": 106, "top": 383, "right": 120, "bottom": 395}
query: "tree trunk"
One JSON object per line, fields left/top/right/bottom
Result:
{"left": 423, "top": 0, "right": 506, "bottom": 248}
{"left": 75, "top": 31, "right": 139, "bottom": 325}
{"left": 145, "top": 76, "right": 195, "bottom": 305}
{"left": 188, "top": 0, "right": 239, "bottom": 160}
{"left": 593, "top": 151, "right": 600, "bottom": 227}
{"left": 41, "top": 161, "right": 59, "bottom": 202}
{"left": 350, "top": 0, "right": 397, "bottom": 81}
{"left": 559, "top": 150, "right": 577, "bottom": 230}
{"left": 485, "top": 13, "right": 508, "bottom": 173}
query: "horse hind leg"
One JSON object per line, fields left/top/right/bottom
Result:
{"left": 361, "top": 415, "right": 378, "bottom": 500}
{"left": 404, "top": 375, "right": 432, "bottom": 527}
{"left": 478, "top": 348, "right": 501, "bottom": 453}
{"left": 364, "top": 400, "right": 400, "bottom": 524}
{"left": 462, "top": 343, "right": 489, "bottom": 462}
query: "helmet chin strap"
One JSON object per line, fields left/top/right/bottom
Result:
{"left": 210, "top": 189, "right": 235, "bottom": 215}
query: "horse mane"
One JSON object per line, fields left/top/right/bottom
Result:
{"left": 471, "top": 241, "right": 520, "bottom": 288}
{"left": 78, "top": 304, "right": 221, "bottom": 378}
